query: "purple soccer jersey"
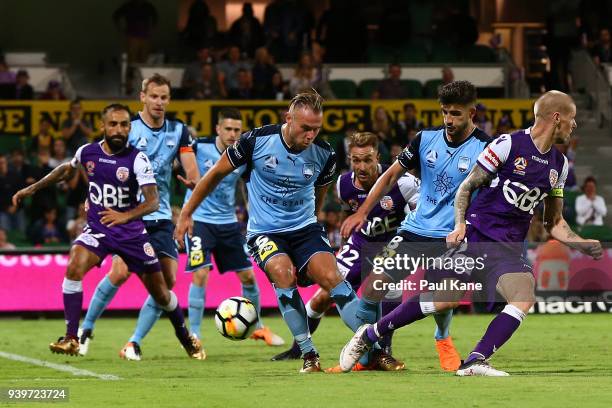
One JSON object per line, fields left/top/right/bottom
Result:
{"left": 71, "top": 141, "right": 160, "bottom": 273}
{"left": 335, "top": 165, "right": 420, "bottom": 286}
{"left": 468, "top": 128, "right": 568, "bottom": 243}
{"left": 71, "top": 141, "right": 155, "bottom": 240}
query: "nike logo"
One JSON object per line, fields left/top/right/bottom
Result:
{"left": 492, "top": 345, "right": 498, "bottom": 353}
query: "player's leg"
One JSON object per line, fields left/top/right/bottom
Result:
{"left": 77, "top": 256, "right": 130, "bottom": 355}
{"left": 138, "top": 269, "right": 205, "bottom": 360}
{"left": 188, "top": 265, "right": 210, "bottom": 340}
{"left": 248, "top": 233, "right": 319, "bottom": 372}
{"left": 50, "top": 244, "right": 102, "bottom": 355}
{"left": 271, "top": 287, "right": 331, "bottom": 361}
{"left": 128, "top": 256, "right": 176, "bottom": 345}
{"left": 305, "top": 252, "right": 362, "bottom": 332}
{"left": 457, "top": 272, "right": 535, "bottom": 377}
{"left": 339, "top": 284, "right": 464, "bottom": 372}
{"left": 183, "top": 222, "right": 214, "bottom": 341}
{"left": 355, "top": 234, "right": 408, "bottom": 327}
{"left": 237, "top": 267, "right": 285, "bottom": 346}
{"left": 127, "top": 220, "right": 178, "bottom": 347}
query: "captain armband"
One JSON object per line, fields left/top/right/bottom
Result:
{"left": 549, "top": 188, "right": 564, "bottom": 198}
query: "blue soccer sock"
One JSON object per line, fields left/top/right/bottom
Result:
{"left": 329, "top": 280, "right": 361, "bottom": 332}
{"left": 274, "top": 286, "right": 315, "bottom": 356}
{"left": 188, "top": 284, "right": 206, "bottom": 339}
{"left": 355, "top": 296, "right": 380, "bottom": 326}
{"left": 129, "top": 295, "right": 163, "bottom": 344}
{"left": 434, "top": 309, "right": 453, "bottom": 340}
{"left": 82, "top": 275, "right": 119, "bottom": 332}
{"left": 242, "top": 282, "right": 263, "bottom": 329}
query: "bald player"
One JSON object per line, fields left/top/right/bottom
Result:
{"left": 339, "top": 90, "right": 603, "bottom": 376}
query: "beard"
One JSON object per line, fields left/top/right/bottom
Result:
{"left": 105, "top": 135, "right": 127, "bottom": 152}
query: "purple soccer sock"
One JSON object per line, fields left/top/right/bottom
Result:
{"left": 165, "top": 303, "right": 191, "bottom": 345}
{"left": 378, "top": 298, "right": 402, "bottom": 351}
{"left": 466, "top": 305, "right": 524, "bottom": 363}
{"left": 63, "top": 292, "right": 83, "bottom": 338}
{"left": 365, "top": 294, "right": 429, "bottom": 343}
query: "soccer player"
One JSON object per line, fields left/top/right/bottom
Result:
{"left": 341, "top": 81, "right": 491, "bottom": 371}
{"left": 176, "top": 91, "right": 364, "bottom": 372}
{"left": 339, "top": 90, "right": 603, "bottom": 376}
{"left": 185, "top": 107, "right": 284, "bottom": 348}
{"left": 78, "top": 74, "right": 200, "bottom": 361}
{"left": 11, "top": 104, "right": 202, "bottom": 358}
{"left": 272, "top": 131, "right": 419, "bottom": 372}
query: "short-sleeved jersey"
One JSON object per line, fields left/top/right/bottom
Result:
{"left": 226, "top": 124, "right": 336, "bottom": 238}
{"left": 468, "top": 128, "right": 568, "bottom": 242}
{"left": 71, "top": 141, "right": 156, "bottom": 240}
{"left": 397, "top": 126, "right": 491, "bottom": 238}
{"left": 336, "top": 164, "right": 419, "bottom": 245}
{"left": 129, "top": 113, "right": 193, "bottom": 221}
{"left": 185, "top": 137, "right": 245, "bottom": 224}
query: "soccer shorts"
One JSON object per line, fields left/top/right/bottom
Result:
{"left": 373, "top": 229, "right": 447, "bottom": 283}
{"left": 465, "top": 224, "right": 533, "bottom": 305}
{"left": 185, "top": 221, "right": 252, "bottom": 274}
{"left": 74, "top": 224, "right": 160, "bottom": 274}
{"left": 247, "top": 223, "right": 334, "bottom": 287}
{"left": 144, "top": 219, "right": 178, "bottom": 260}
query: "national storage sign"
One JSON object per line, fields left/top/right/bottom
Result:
{"left": 0, "top": 99, "right": 534, "bottom": 137}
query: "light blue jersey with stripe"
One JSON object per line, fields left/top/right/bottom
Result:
{"left": 397, "top": 126, "right": 491, "bottom": 238}
{"left": 226, "top": 124, "right": 336, "bottom": 238}
{"left": 185, "top": 137, "right": 245, "bottom": 224}
{"left": 129, "top": 113, "right": 193, "bottom": 221}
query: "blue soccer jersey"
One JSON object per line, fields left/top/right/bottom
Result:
{"left": 129, "top": 113, "right": 193, "bottom": 221}
{"left": 186, "top": 137, "right": 245, "bottom": 224}
{"left": 226, "top": 124, "right": 336, "bottom": 238}
{"left": 397, "top": 126, "right": 491, "bottom": 238}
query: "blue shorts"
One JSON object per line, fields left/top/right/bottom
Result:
{"left": 144, "top": 219, "right": 178, "bottom": 260}
{"left": 185, "top": 221, "right": 251, "bottom": 273}
{"left": 247, "top": 223, "right": 334, "bottom": 287}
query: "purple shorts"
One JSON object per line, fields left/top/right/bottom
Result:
{"left": 465, "top": 224, "right": 533, "bottom": 303}
{"left": 74, "top": 224, "right": 161, "bottom": 274}
{"left": 337, "top": 240, "right": 366, "bottom": 290}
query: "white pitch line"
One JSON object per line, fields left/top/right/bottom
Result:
{"left": 0, "top": 351, "right": 120, "bottom": 380}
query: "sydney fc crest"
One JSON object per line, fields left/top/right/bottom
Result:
{"left": 116, "top": 167, "right": 129, "bottom": 182}
{"left": 303, "top": 163, "right": 315, "bottom": 179}
{"left": 549, "top": 169, "right": 559, "bottom": 188}
{"left": 458, "top": 156, "right": 470, "bottom": 173}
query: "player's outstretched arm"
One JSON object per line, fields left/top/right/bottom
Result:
{"left": 176, "top": 149, "right": 200, "bottom": 190}
{"left": 543, "top": 195, "right": 603, "bottom": 260}
{"left": 175, "top": 151, "right": 235, "bottom": 246}
{"left": 99, "top": 185, "right": 159, "bottom": 227}
{"left": 340, "top": 160, "right": 406, "bottom": 238}
{"left": 447, "top": 165, "right": 494, "bottom": 245}
{"left": 12, "top": 162, "right": 76, "bottom": 206}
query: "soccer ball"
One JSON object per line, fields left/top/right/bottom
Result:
{"left": 214, "top": 297, "right": 259, "bottom": 341}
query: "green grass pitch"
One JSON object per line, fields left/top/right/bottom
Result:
{"left": 1, "top": 313, "right": 610, "bottom": 407}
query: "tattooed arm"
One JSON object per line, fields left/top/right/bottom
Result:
{"left": 543, "top": 195, "right": 603, "bottom": 259}
{"left": 446, "top": 165, "right": 494, "bottom": 245}
{"left": 12, "top": 162, "right": 76, "bottom": 206}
